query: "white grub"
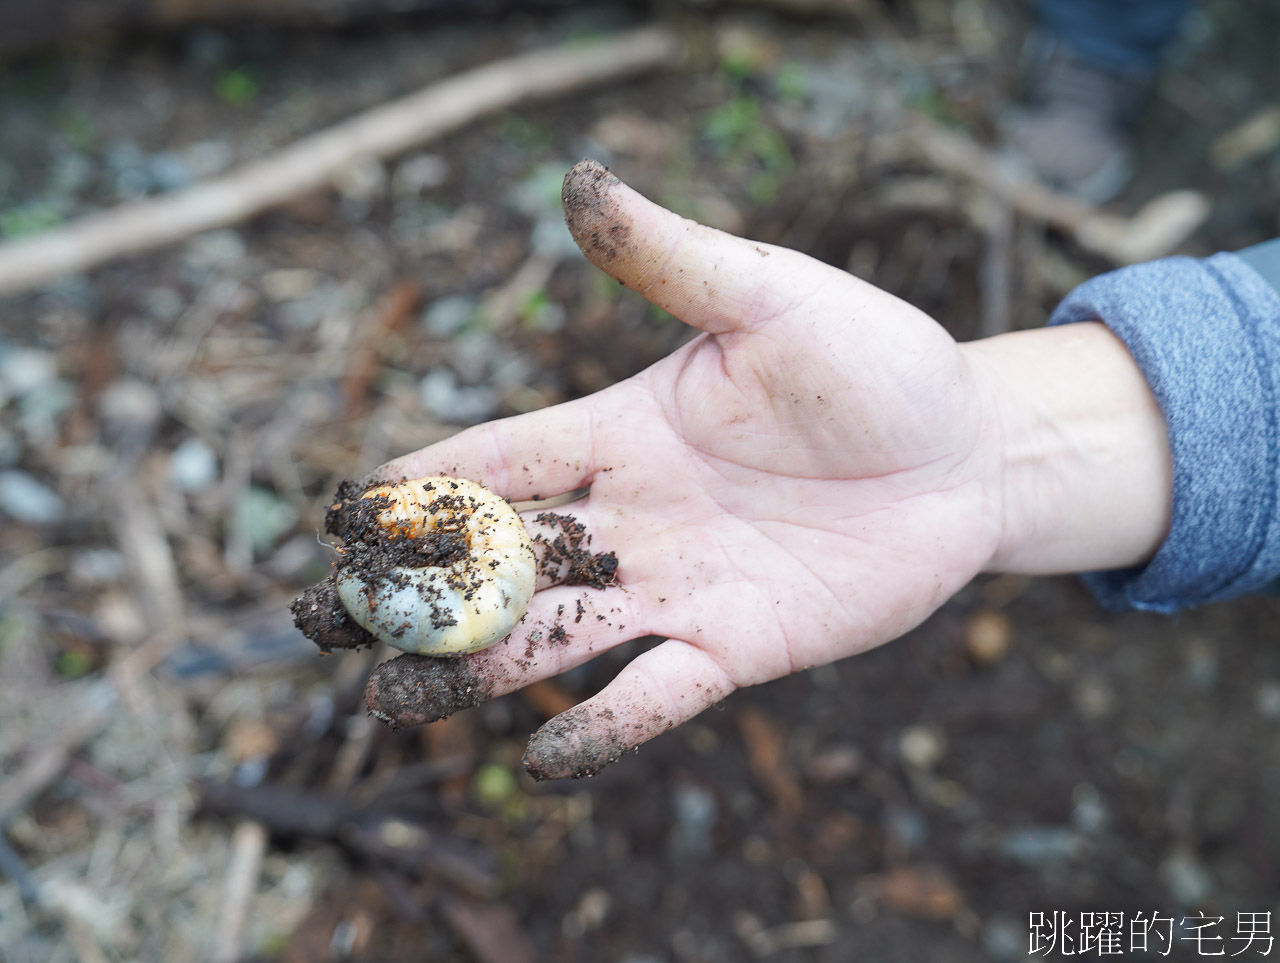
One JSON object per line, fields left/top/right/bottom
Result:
{"left": 335, "top": 476, "right": 535, "bottom": 656}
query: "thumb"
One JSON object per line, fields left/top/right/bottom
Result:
{"left": 562, "top": 159, "right": 821, "bottom": 335}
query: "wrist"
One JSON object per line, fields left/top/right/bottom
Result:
{"left": 963, "top": 322, "right": 1172, "bottom": 575}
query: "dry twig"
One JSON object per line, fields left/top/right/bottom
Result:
{"left": 899, "top": 120, "right": 1211, "bottom": 264}
{"left": 0, "top": 26, "right": 679, "bottom": 296}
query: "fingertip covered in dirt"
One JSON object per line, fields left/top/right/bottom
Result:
{"left": 364, "top": 652, "right": 494, "bottom": 728}
{"left": 290, "top": 576, "right": 378, "bottom": 652}
{"left": 562, "top": 159, "right": 634, "bottom": 271}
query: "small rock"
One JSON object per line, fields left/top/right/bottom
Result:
{"left": 422, "top": 295, "right": 478, "bottom": 339}
{"left": 531, "top": 213, "right": 582, "bottom": 259}
{"left": 450, "top": 331, "right": 499, "bottom": 382}
{"left": 98, "top": 378, "right": 162, "bottom": 435}
{"left": 17, "top": 378, "right": 76, "bottom": 444}
{"left": 508, "top": 162, "right": 572, "bottom": 217}
{"left": 419, "top": 368, "right": 498, "bottom": 425}
{"left": 147, "top": 150, "right": 193, "bottom": 192}
{"left": 898, "top": 725, "right": 946, "bottom": 769}
{"left": 983, "top": 915, "right": 1026, "bottom": 961}
{"left": 877, "top": 865, "right": 963, "bottom": 921}
{"left": 1073, "top": 675, "right": 1115, "bottom": 720}
{"left": 1070, "top": 782, "right": 1108, "bottom": 834}
{"left": 0, "top": 346, "right": 58, "bottom": 401}
{"left": 1160, "top": 847, "right": 1214, "bottom": 906}
{"left": 261, "top": 268, "right": 323, "bottom": 302}
{"left": 966, "top": 608, "right": 1013, "bottom": 665}
{"left": 168, "top": 437, "right": 219, "bottom": 492}
{"left": 234, "top": 487, "right": 298, "bottom": 556}
{"left": 184, "top": 229, "right": 247, "bottom": 272}
{"left": 1184, "top": 640, "right": 1219, "bottom": 689}
{"left": 392, "top": 153, "right": 449, "bottom": 196}
{"left": 70, "top": 548, "right": 125, "bottom": 586}
{"left": 1256, "top": 681, "right": 1280, "bottom": 718}
{"left": 181, "top": 139, "right": 235, "bottom": 178}
{"left": 886, "top": 807, "right": 928, "bottom": 852}
{"left": 805, "top": 744, "right": 863, "bottom": 784}
{"left": 144, "top": 287, "right": 186, "bottom": 322}
{"left": 669, "top": 782, "right": 717, "bottom": 859}
{"left": 999, "top": 826, "right": 1082, "bottom": 865}
{"left": 0, "top": 470, "right": 66, "bottom": 524}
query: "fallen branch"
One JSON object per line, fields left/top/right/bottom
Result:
{"left": 900, "top": 119, "right": 1210, "bottom": 265}
{"left": 0, "top": 26, "right": 679, "bottom": 296}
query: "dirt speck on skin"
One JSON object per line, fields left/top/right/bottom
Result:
{"left": 562, "top": 159, "right": 631, "bottom": 269}
{"left": 522, "top": 706, "right": 637, "bottom": 781}
{"left": 533, "top": 511, "right": 619, "bottom": 588}
{"left": 289, "top": 575, "right": 378, "bottom": 651}
{"left": 364, "top": 652, "right": 494, "bottom": 729}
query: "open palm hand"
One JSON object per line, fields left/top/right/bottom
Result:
{"left": 350, "top": 161, "right": 1012, "bottom": 779}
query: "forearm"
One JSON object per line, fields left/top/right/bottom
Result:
{"left": 964, "top": 322, "right": 1172, "bottom": 575}
{"left": 967, "top": 248, "right": 1280, "bottom": 613}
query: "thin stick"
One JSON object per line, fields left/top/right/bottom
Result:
{"left": 0, "top": 26, "right": 678, "bottom": 296}
{"left": 211, "top": 821, "right": 268, "bottom": 963}
{"left": 903, "top": 120, "right": 1210, "bottom": 264}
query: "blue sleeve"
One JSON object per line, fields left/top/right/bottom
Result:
{"left": 1047, "top": 240, "right": 1280, "bottom": 613}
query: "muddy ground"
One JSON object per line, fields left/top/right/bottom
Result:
{"left": 1, "top": 2, "right": 1279, "bottom": 961}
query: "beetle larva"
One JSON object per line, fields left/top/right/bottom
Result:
{"left": 333, "top": 476, "right": 536, "bottom": 656}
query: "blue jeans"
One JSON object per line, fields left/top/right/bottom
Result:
{"left": 1035, "top": 0, "right": 1193, "bottom": 74}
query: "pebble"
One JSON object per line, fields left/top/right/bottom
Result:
{"left": 0, "top": 470, "right": 66, "bottom": 524}
{"left": 144, "top": 286, "right": 186, "bottom": 322}
{"left": 508, "top": 162, "right": 572, "bottom": 217}
{"left": 1070, "top": 783, "right": 1108, "bottom": 834}
{"left": 181, "top": 139, "right": 235, "bottom": 179}
{"left": 261, "top": 268, "right": 323, "bottom": 302}
{"left": 70, "top": 548, "right": 126, "bottom": 586}
{"left": 1160, "top": 847, "right": 1214, "bottom": 905}
{"left": 98, "top": 378, "right": 162, "bottom": 435}
{"left": 669, "top": 782, "right": 717, "bottom": 859}
{"left": 805, "top": 744, "right": 864, "bottom": 785}
{"left": 183, "top": 229, "right": 247, "bottom": 273}
{"left": 1072, "top": 675, "right": 1115, "bottom": 720}
{"left": 898, "top": 725, "right": 947, "bottom": 769}
{"left": 531, "top": 213, "right": 583, "bottom": 259}
{"left": 965, "top": 608, "right": 1013, "bottom": 665}
{"left": 449, "top": 330, "right": 502, "bottom": 382}
{"left": 421, "top": 295, "right": 478, "bottom": 339}
{"left": 886, "top": 807, "right": 928, "bottom": 852}
{"left": 234, "top": 487, "right": 298, "bottom": 556}
{"left": 168, "top": 437, "right": 219, "bottom": 492}
{"left": 391, "top": 153, "right": 449, "bottom": 196}
{"left": 1256, "top": 681, "right": 1280, "bottom": 718}
{"left": 982, "top": 915, "right": 1026, "bottom": 961}
{"left": 999, "top": 826, "right": 1082, "bottom": 865}
{"left": 0, "top": 346, "right": 57, "bottom": 403}
{"left": 419, "top": 368, "right": 497, "bottom": 425}
{"left": 16, "top": 379, "right": 76, "bottom": 445}
{"left": 146, "top": 151, "right": 193, "bottom": 192}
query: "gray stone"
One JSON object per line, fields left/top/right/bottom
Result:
{"left": 168, "top": 438, "right": 219, "bottom": 492}
{"left": 0, "top": 471, "right": 65, "bottom": 524}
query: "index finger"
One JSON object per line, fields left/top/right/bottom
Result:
{"left": 362, "top": 392, "right": 605, "bottom": 501}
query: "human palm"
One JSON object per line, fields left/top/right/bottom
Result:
{"left": 360, "top": 161, "right": 1004, "bottom": 779}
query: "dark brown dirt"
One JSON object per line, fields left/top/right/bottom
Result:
{"left": 290, "top": 575, "right": 378, "bottom": 651}
{"left": 363, "top": 651, "right": 493, "bottom": 729}
{"left": 561, "top": 159, "right": 631, "bottom": 270}
{"left": 521, "top": 705, "right": 635, "bottom": 781}
{"left": 532, "top": 511, "right": 618, "bottom": 588}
